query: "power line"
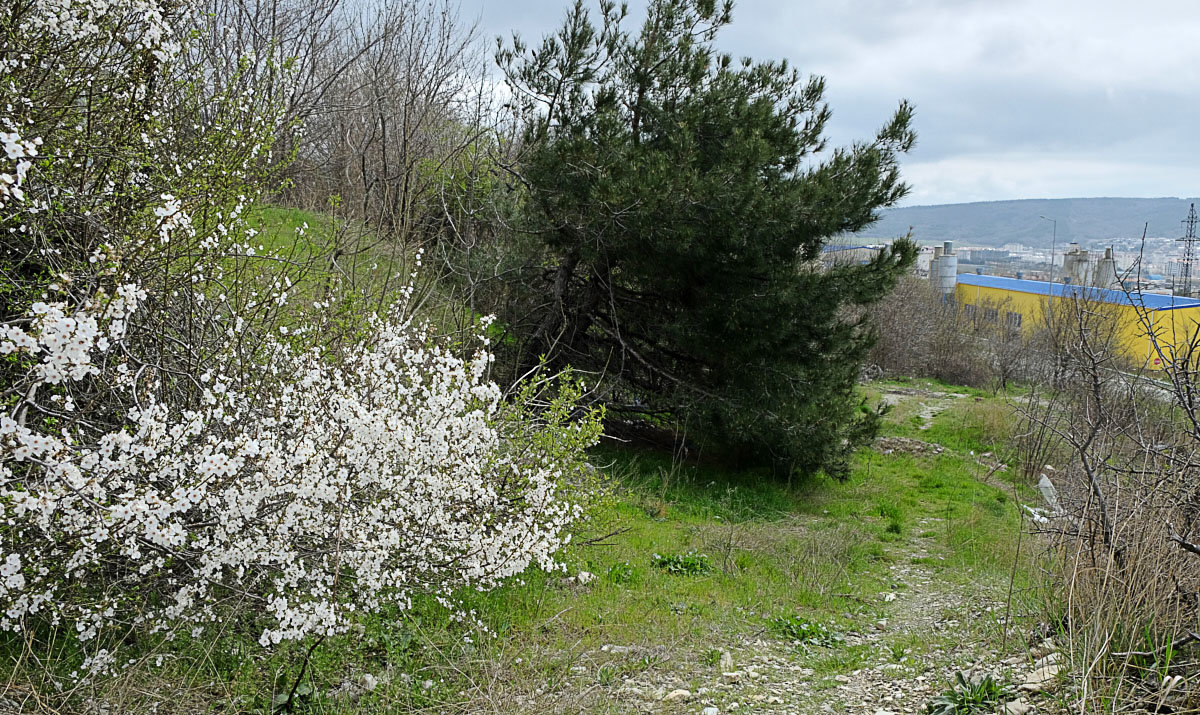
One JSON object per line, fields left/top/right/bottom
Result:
{"left": 1177, "top": 203, "right": 1198, "bottom": 296}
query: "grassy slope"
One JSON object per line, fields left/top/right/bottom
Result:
{"left": 0, "top": 205, "right": 1043, "bottom": 712}
{"left": 75, "top": 379, "right": 1037, "bottom": 713}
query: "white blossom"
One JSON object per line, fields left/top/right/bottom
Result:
{"left": 0, "top": 292, "right": 597, "bottom": 649}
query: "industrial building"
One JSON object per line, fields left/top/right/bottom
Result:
{"left": 929, "top": 241, "right": 1200, "bottom": 369}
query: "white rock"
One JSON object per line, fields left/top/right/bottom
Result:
{"left": 663, "top": 689, "right": 691, "bottom": 702}
{"left": 702, "top": 708, "right": 720, "bottom": 715}
{"left": 1019, "top": 664, "right": 1061, "bottom": 693}
{"left": 722, "top": 671, "right": 745, "bottom": 682}
{"left": 719, "top": 650, "right": 734, "bottom": 671}
{"left": 1000, "top": 699, "right": 1035, "bottom": 715}
{"left": 1030, "top": 638, "right": 1056, "bottom": 659}
{"left": 1031, "top": 651, "right": 1060, "bottom": 670}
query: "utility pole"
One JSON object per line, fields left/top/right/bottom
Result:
{"left": 1178, "top": 204, "right": 1199, "bottom": 297}
{"left": 1040, "top": 215, "right": 1057, "bottom": 298}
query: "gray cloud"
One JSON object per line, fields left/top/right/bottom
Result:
{"left": 466, "top": 0, "right": 1200, "bottom": 204}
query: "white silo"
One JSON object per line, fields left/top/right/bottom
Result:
{"left": 937, "top": 241, "right": 958, "bottom": 295}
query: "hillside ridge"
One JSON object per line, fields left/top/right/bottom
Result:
{"left": 857, "top": 196, "right": 1200, "bottom": 247}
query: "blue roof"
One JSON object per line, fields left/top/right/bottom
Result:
{"left": 957, "top": 273, "right": 1200, "bottom": 312}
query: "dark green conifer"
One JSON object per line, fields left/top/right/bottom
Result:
{"left": 496, "top": 0, "right": 917, "bottom": 476}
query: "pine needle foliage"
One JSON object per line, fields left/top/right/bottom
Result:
{"left": 495, "top": 0, "right": 917, "bottom": 477}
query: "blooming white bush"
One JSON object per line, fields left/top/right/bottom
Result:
{"left": 1, "top": 288, "right": 600, "bottom": 653}
{"left": 0, "top": 0, "right": 602, "bottom": 675}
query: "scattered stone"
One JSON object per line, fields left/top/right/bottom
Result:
{"left": 1019, "top": 664, "right": 1061, "bottom": 693}
{"left": 722, "top": 670, "right": 745, "bottom": 682}
{"left": 719, "top": 650, "right": 734, "bottom": 671}
{"left": 1031, "top": 651, "right": 1060, "bottom": 670}
{"left": 834, "top": 674, "right": 852, "bottom": 683}
{"left": 1000, "top": 699, "right": 1035, "bottom": 715}
{"left": 702, "top": 708, "right": 719, "bottom": 715}
{"left": 662, "top": 689, "right": 691, "bottom": 702}
{"left": 1029, "top": 638, "right": 1056, "bottom": 659}
{"left": 875, "top": 436, "right": 945, "bottom": 455}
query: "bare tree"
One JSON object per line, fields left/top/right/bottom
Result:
{"left": 1017, "top": 287, "right": 1200, "bottom": 711}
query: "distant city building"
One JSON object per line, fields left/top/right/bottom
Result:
{"left": 955, "top": 274, "right": 1200, "bottom": 369}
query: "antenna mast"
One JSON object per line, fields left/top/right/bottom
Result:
{"left": 1178, "top": 203, "right": 1199, "bottom": 297}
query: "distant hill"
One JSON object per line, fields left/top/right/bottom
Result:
{"left": 855, "top": 198, "right": 1200, "bottom": 248}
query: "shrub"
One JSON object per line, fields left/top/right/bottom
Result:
{"left": 0, "top": 0, "right": 602, "bottom": 677}
{"left": 770, "top": 615, "right": 840, "bottom": 648}
{"left": 606, "top": 561, "right": 637, "bottom": 584}
{"left": 650, "top": 551, "right": 712, "bottom": 576}
{"left": 924, "top": 671, "right": 1013, "bottom": 714}
{"left": 1, "top": 286, "right": 601, "bottom": 661}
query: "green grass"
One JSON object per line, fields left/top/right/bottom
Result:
{"left": 0, "top": 384, "right": 1039, "bottom": 713}
{"left": 224, "top": 205, "right": 480, "bottom": 344}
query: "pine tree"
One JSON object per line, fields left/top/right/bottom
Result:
{"left": 495, "top": 0, "right": 917, "bottom": 476}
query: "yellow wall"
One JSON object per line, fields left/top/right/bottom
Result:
{"left": 954, "top": 282, "right": 1200, "bottom": 369}
{"left": 1146, "top": 305, "right": 1200, "bottom": 369}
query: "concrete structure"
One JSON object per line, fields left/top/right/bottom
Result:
{"left": 956, "top": 274, "right": 1200, "bottom": 369}
{"left": 935, "top": 241, "right": 958, "bottom": 295}
{"left": 1094, "top": 247, "right": 1119, "bottom": 290}
{"left": 1061, "top": 243, "right": 1091, "bottom": 286}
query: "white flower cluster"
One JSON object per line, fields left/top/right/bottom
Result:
{"left": 0, "top": 130, "right": 39, "bottom": 208}
{"left": 153, "top": 194, "right": 190, "bottom": 244}
{"left": 0, "top": 284, "right": 144, "bottom": 383}
{"left": 22, "top": 0, "right": 180, "bottom": 61}
{"left": 0, "top": 292, "right": 595, "bottom": 652}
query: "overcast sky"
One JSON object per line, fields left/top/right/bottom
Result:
{"left": 463, "top": 0, "right": 1200, "bottom": 207}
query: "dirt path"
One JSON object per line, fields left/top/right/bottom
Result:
{"left": 509, "top": 385, "right": 1055, "bottom": 715}
{"left": 557, "top": 529, "right": 1012, "bottom": 714}
{"left": 878, "top": 386, "right": 969, "bottom": 431}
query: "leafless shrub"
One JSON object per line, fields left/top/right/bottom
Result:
{"left": 867, "top": 275, "right": 1032, "bottom": 391}
{"left": 1017, "top": 289, "right": 1200, "bottom": 711}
